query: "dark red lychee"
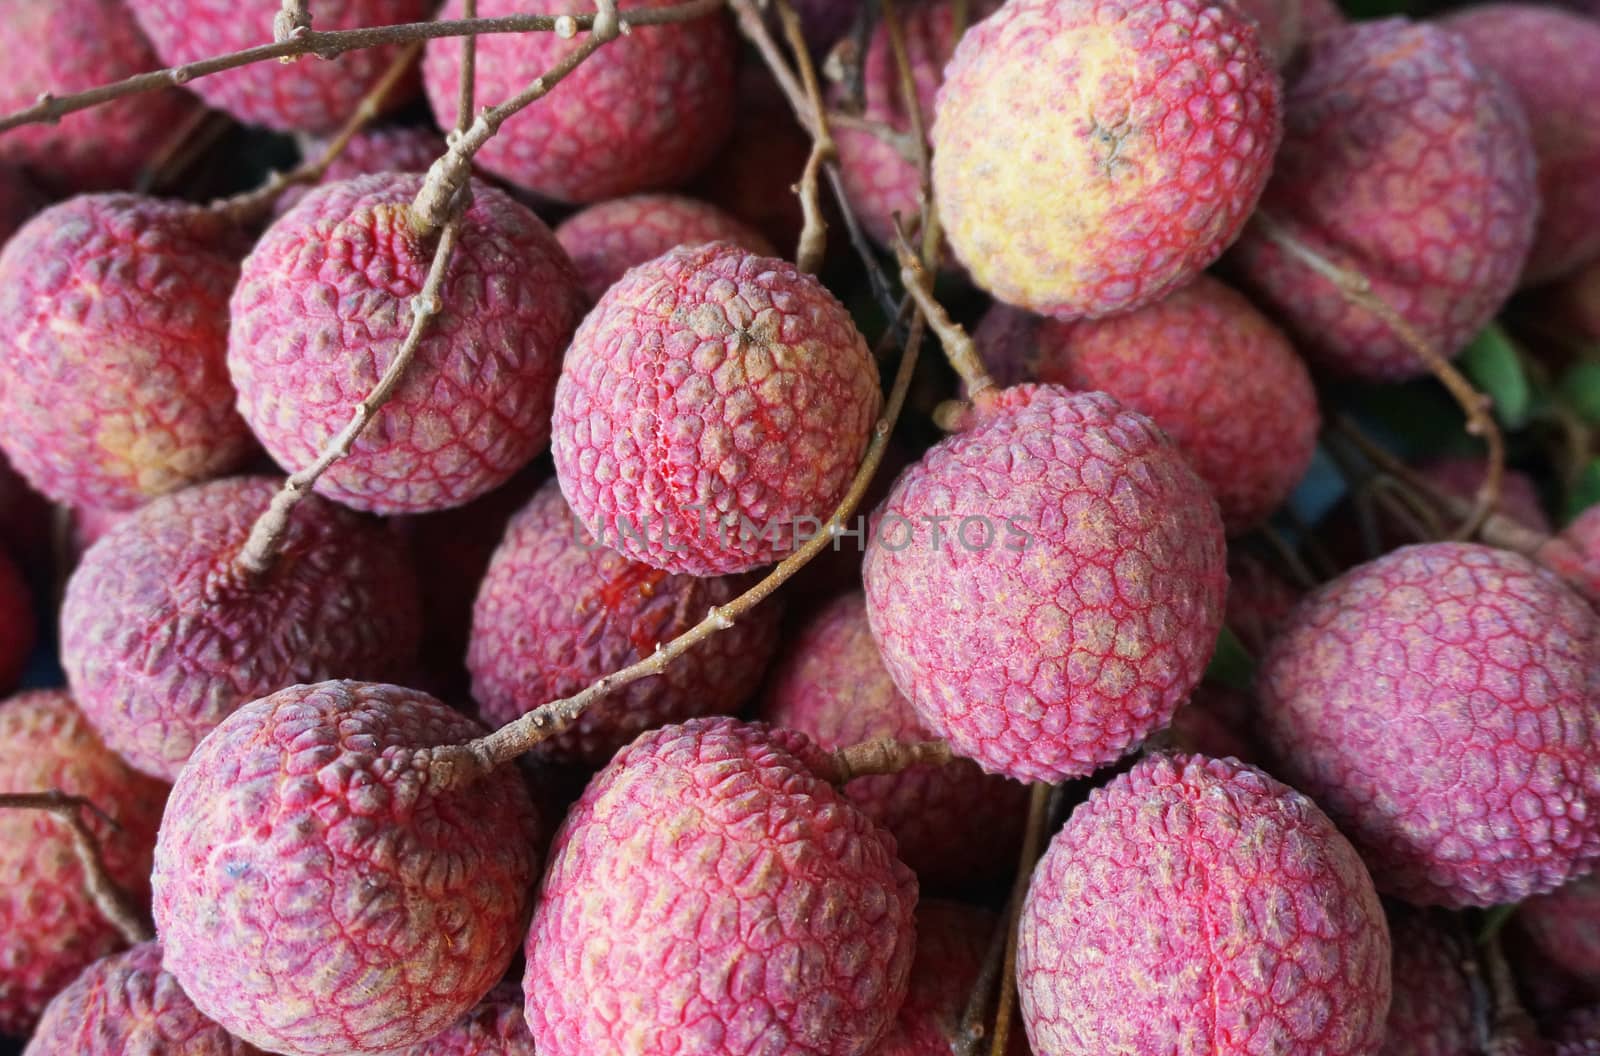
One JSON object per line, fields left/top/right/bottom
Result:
{"left": 0, "top": 453, "right": 51, "bottom": 569}
{"left": 391, "top": 983, "right": 534, "bottom": 1056}
{"left": 877, "top": 901, "right": 1026, "bottom": 1056}
{"left": 1519, "top": 873, "right": 1600, "bottom": 990}
{"left": 1379, "top": 910, "right": 1476, "bottom": 1056}
{"left": 277, "top": 124, "right": 447, "bottom": 215}
{"left": 693, "top": 66, "right": 810, "bottom": 251}
{"left": 0, "top": 547, "right": 33, "bottom": 695}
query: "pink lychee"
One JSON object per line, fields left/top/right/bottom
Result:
{"left": 1379, "top": 910, "right": 1476, "bottom": 1056}
{"left": 391, "top": 983, "right": 534, "bottom": 1056}
{"left": 228, "top": 172, "right": 586, "bottom": 515}
{"left": 276, "top": 124, "right": 447, "bottom": 214}
{"left": 551, "top": 241, "right": 882, "bottom": 575}
{"left": 0, "top": 548, "right": 32, "bottom": 696}
{"left": 1017, "top": 753, "right": 1391, "bottom": 1055}
{"left": 877, "top": 900, "right": 1027, "bottom": 1056}
{"left": 863, "top": 385, "right": 1227, "bottom": 783}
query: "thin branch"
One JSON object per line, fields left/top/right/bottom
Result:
{"left": 819, "top": 737, "right": 952, "bottom": 783}
{"left": 823, "top": 110, "right": 920, "bottom": 161}
{"left": 776, "top": 0, "right": 835, "bottom": 274}
{"left": 274, "top": 0, "right": 313, "bottom": 43}
{"left": 457, "top": 0, "right": 479, "bottom": 133}
{"left": 1256, "top": 523, "right": 1319, "bottom": 592}
{"left": 955, "top": 896, "right": 1012, "bottom": 1055}
{"left": 0, "top": 792, "right": 151, "bottom": 945}
{"left": 991, "top": 782, "right": 1052, "bottom": 1056}
{"left": 879, "top": 0, "right": 940, "bottom": 266}
{"left": 134, "top": 105, "right": 222, "bottom": 193}
{"left": 894, "top": 226, "right": 994, "bottom": 397}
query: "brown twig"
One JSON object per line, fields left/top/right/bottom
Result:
{"left": 991, "top": 782, "right": 1052, "bottom": 1056}
{"left": 894, "top": 227, "right": 994, "bottom": 397}
{"left": 776, "top": 0, "right": 835, "bottom": 274}
{"left": 955, "top": 896, "right": 1012, "bottom": 1055}
{"left": 823, "top": 110, "right": 920, "bottom": 161}
{"left": 275, "top": 0, "right": 313, "bottom": 43}
{"left": 1257, "top": 523, "right": 1319, "bottom": 592}
{"left": 819, "top": 737, "right": 953, "bottom": 783}
{"left": 456, "top": 0, "right": 479, "bottom": 132}
{"left": 880, "top": 0, "right": 940, "bottom": 266}
{"left": 0, "top": 792, "right": 151, "bottom": 945}
{"left": 134, "top": 105, "right": 224, "bottom": 193}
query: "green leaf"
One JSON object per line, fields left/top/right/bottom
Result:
{"left": 1460, "top": 324, "right": 1531, "bottom": 429}
{"left": 1567, "top": 457, "right": 1600, "bottom": 522}
{"left": 1560, "top": 362, "right": 1600, "bottom": 425}
{"left": 1206, "top": 626, "right": 1256, "bottom": 692}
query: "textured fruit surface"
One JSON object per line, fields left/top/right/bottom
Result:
{"left": 931, "top": 0, "right": 1281, "bottom": 320}
{"left": 0, "top": 0, "right": 198, "bottom": 192}
{"left": 0, "top": 195, "right": 254, "bottom": 511}
{"left": 975, "top": 275, "right": 1318, "bottom": 533}
{"left": 229, "top": 173, "right": 585, "bottom": 514}
{"left": 877, "top": 901, "right": 1025, "bottom": 1056}
{"left": 424, "top": 0, "right": 736, "bottom": 203}
{"left": 1259, "top": 542, "right": 1600, "bottom": 907}
{"left": 1378, "top": 911, "right": 1474, "bottom": 1056}
{"left": 23, "top": 942, "right": 259, "bottom": 1055}
{"left": 391, "top": 983, "right": 534, "bottom": 1056}
{"left": 1520, "top": 873, "right": 1600, "bottom": 986}
{"left": 863, "top": 386, "right": 1227, "bottom": 783}
{"left": 1018, "top": 753, "right": 1391, "bottom": 1055}
{"left": 1228, "top": 19, "right": 1538, "bottom": 380}
{"left": 0, "top": 691, "right": 168, "bottom": 1037}
{"left": 523, "top": 717, "right": 918, "bottom": 1056}
{"left": 469, "top": 480, "right": 782, "bottom": 767}
{"left": 128, "top": 0, "right": 427, "bottom": 133}
{"left": 276, "top": 124, "right": 447, "bottom": 214}
{"left": 61, "top": 476, "right": 423, "bottom": 780}
{"left": 555, "top": 193, "right": 774, "bottom": 302}
{"left": 761, "top": 592, "right": 1026, "bottom": 894}
{"left": 0, "top": 548, "right": 33, "bottom": 695}
{"left": 152, "top": 680, "right": 541, "bottom": 1056}
{"left": 1441, "top": 4, "right": 1600, "bottom": 285}
{"left": 552, "top": 241, "right": 881, "bottom": 575}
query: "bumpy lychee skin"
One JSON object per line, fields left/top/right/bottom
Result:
{"left": 1440, "top": 5, "right": 1600, "bottom": 286}
{"left": 975, "top": 275, "right": 1318, "bottom": 534}
{"left": 555, "top": 193, "right": 775, "bottom": 303}
{"left": 469, "top": 480, "right": 782, "bottom": 768}
{"left": 229, "top": 172, "right": 586, "bottom": 515}
{"left": 392, "top": 983, "right": 534, "bottom": 1056}
{"left": 0, "top": 195, "right": 254, "bottom": 511}
{"left": 128, "top": 0, "right": 427, "bottom": 133}
{"left": 0, "top": 548, "right": 33, "bottom": 695}
{"left": 24, "top": 942, "right": 259, "bottom": 1056}
{"left": 761, "top": 592, "right": 1027, "bottom": 894}
{"left": 523, "top": 717, "right": 918, "bottom": 1056}
{"left": 1228, "top": 19, "right": 1538, "bottom": 381}
{"left": 930, "top": 0, "right": 1281, "bottom": 320}
{"left": 1259, "top": 543, "right": 1600, "bottom": 907}
{"left": 0, "top": 691, "right": 168, "bottom": 1038}
{"left": 1018, "top": 753, "right": 1391, "bottom": 1056}
{"left": 1519, "top": 873, "right": 1600, "bottom": 987}
{"left": 61, "top": 476, "right": 423, "bottom": 780}
{"left": 878, "top": 901, "right": 1026, "bottom": 1056}
{"left": 863, "top": 386, "right": 1227, "bottom": 783}
{"left": 0, "top": 0, "right": 198, "bottom": 192}
{"left": 1379, "top": 911, "right": 1475, "bottom": 1056}
{"left": 153, "top": 680, "right": 541, "bottom": 1056}
{"left": 552, "top": 241, "right": 881, "bottom": 575}
{"left": 276, "top": 124, "right": 447, "bottom": 215}
{"left": 424, "top": 0, "right": 736, "bottom": 203}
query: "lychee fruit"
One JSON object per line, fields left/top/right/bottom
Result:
{"left": 1379, "top": 910, "right": 1476, "bottom": 1056}
{"left": 0, "top": 548, "right": 33, "bottom": 695}
{"left": 1017, "top": 753, "right": 1391, "bottom": 1056}
{"left": 1421, "top": 455, "right": 1550, "bottom": 534}
{"left": 152, "top": 680, "right": 541, "bottom": 1056}
{"left": 555, "top": 193, "right": 775, "bottom": 303}
{"left": 468, "top": 479, "right": 783, "bottom": 768}
{"left": 0, "top": 0, "right": 199, "bottom": 193}
{"left": 127, "top": 0, "right": 428, "bottom": 134}
{"left": 0, "top": 690, "right": 168, "bottom": 1037}
{"left": 1227, "top": 19, "right": 1539, "bottom": 381}
{"left": 60, "top": 476, "right": 423, "bottom": 781}
{"left": 877, "top": 900, "right": 1026, "bottom": 1056}
{"left": 1229, "top": 0, "right": 1344, "bottom": 64}
{"left": 1557, "top": 1008, "right": 1600, "bottom": 1055}
{"left": 760, "top": 592, "right": 1026, "bottom": 895}
{"left": 0, "top": 194, "right": 255, "bottom": 511}
{"left": 423, "top": 0, "right": 737, "bottom": 204}
{"left": 23, "top": 942, "right": 259, "bottom": 1055}
{"left": 863, "top": 385, "right": 1227, "bottom": 783}
{"left": 390, "top": 983, "right": 534, "bottom": 1056}
{"left": 1518, "top": 873, "right": 1600, "bottom": 989}
{"left": 1439, "top": 4, "right": 1600, "bottom": 286}
{"left": 974, "top": 274, "right": 1318, "bottom": 534}
{"left": 693, "top": 66, "right": 810, "bottom": 252}
{"left": 228, "top": 172, "right": 586, "bottom": 515}
{"left": 930, "top": 0, "right": 1281, "bottom": 320}
{"left": 1258, "top": 542, "right": 1600, "bottom": 907}
{"left": 522, "top": 717, "right": 917, "bottom": 1056}
{"left": 276, "top": 124, "right": 447, "bottom": 214}
{"left": 552, "top": 240, "right": 882, "bottom": 575}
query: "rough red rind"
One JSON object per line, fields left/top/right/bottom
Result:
{"left": 930, "top": 0, "right": 1281, "bottom": 320}
{"left": 974, "top": 276, "right": 1318, "bottom": 534}
{"left": 863, "top": 385, "right": 1227, "bottom": 783}
{"left": 760, "top": 592, "right": 1027, "bottom": 895}
{"left": 0, "top": 0, "right": 198, "bottom": 192}
{"left": 523, "top": 717, "right": 918, "bottom": 1056}
{"left": 1017, "top": 753, "right": 1392, "bottom": 1056}
{"left": 390, "top": 982, "right": 535, "bottom": 1056}
{"left": 552, "top": 241, "right": 881, "bottom": 575}
{"left": 152, "top": 680, "right": 541, "bottom": 1056}
{"left": 1379, "top": 910, "right": 1476, "bottom": 1056}
{"left": 0, "top": 195, "right": 254, "bottom": 511}
{"left": 0, "top": 691, "right": 168, "bottom": 1037}
{"left": 876, "top": 901, "right": 1027, "bottom": 1056}
{"left": 1227, "top": 19, "right": 1538, "bottom": 381}
{"left": 1439, "top": 4, "right": 1600, "bottom": 286}
{"left": 127, "top": 0, "right": 427, "bottom": 133}
{"left": 1259, "top": 542, "right": 1600, "bottom": 907}
{"left": 60, "top": 476, "right": 423, "bottom": 781}
{"left": 423, "top": 0, "right": 737, "bottom": 203}
{"left": 23, "top": 942, "right": 260, "bottom": 1055}
{"left": 468, "top": 480, "right": 782, "bottom": 768}
{"left": 1519, "top": 873, "right": 1600, "bottom": 987}
{"left": 276, "top": 125, "right": 448, "bottom": 215}
{"left": 0, "top": 548, "right": 33, "bottom": 695}
{"left": 228, "top": 172, "right": 586, "bottom": 515}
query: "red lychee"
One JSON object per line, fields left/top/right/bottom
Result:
{"left": 877, "top": 901, "right": 1027, "bottom": 1056}
{"left": 391, "top": 983, "right": 534, "bottom": 1056}
{"left": 1259, "top": 542, "right": 1600, "bottom": 907}
{"left": 1379, "top": 910, "right": 1476, "bottom": 1056}
{"left": 0, "top": 194, "right": 254, "bottom": 511}
{"left": 1519, "top": 873, "right": 1600, "bottom": 989}
{"left": 276, "top": 124, "right": 447, "bottom": 215}
{"left": 863, "top": 385, "right": 1227, "bottom": 783}
{"left": 152, "top": 680, "right": 541, "bottom": 1056}
{"left": 423, "top": 0, "right": 737, "bottom": 204}
{"left": 60, "top": 476, "right": 422, "bottom": 781}
{"left": 930, "top": 0, "right": 1281, "bottom": 320}
{"left": 1227, "top": 19, "right": 1538, "bottom": 380}
{"left": 1017, "top": 753, "right": 1391, "bottom": 1056}
{"left": 0, "top": 548, "right": 33, "bottom": 695}
{"left": 0, "top": 691, "right": 168, "bottom": 1037}
{"left": 228, "top": 172, "right": 586, "bottom": 515}
{"left": 522, "top": 717, "right": 917, "bottom": 1056}
{"left": 551, "top": 241, "right": 881, "bottom": 575}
